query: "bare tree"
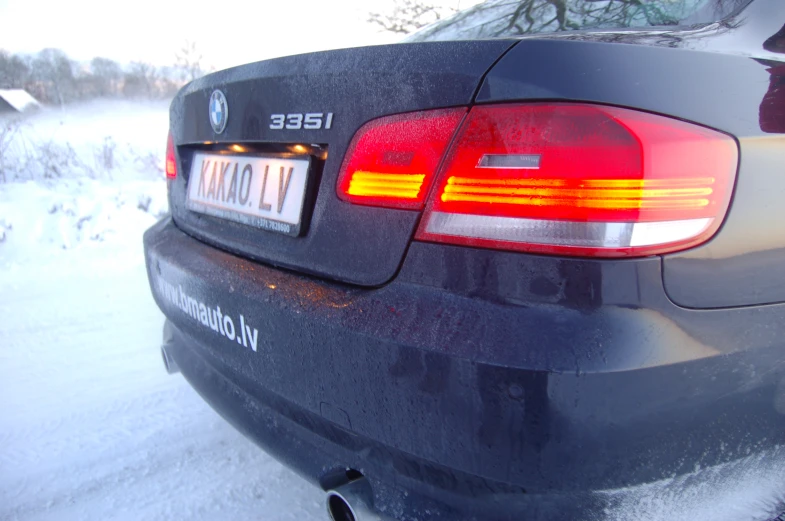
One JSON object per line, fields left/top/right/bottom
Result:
{"left": 31, "top": 48, "right": 75, "bottom": 106}
{"left": 0, "top": 118, "right": 23, "bottom": 183}
{"left": 1, "top": 47, "right": 189, "bottom": 104}
{"left": 369, "top": 0, "right": 459, "bottom": 34}
{"left": 90, "top": 57, "right": 122, "bottom": 97}
{"left": 407, "top": 0, "right": 714, "bottom": 41}
{"left": 0, "top": 50, "right": 31, "bottom": 90}
{"left": 175, "top": 40, "right": 205, "bottom": 82}
{"left": 157, "top": 66, "right": 185, "bottom": 97}
{"left": 123, "top": 62, "right": 159, "bottom": 98}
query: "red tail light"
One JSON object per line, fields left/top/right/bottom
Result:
{"left": 336, "top": 109, "right": 466, "bottom": 209}
{"left": 415, "top": 104, "right": 738, "bottom": 257}
{"left": 166, "top": 132, "right": 177, "bottom": 179}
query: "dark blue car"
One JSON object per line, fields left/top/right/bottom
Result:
{"left": 144, "top": 1, "right": 785, "bottom": 519}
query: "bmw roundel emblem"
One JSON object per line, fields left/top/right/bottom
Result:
{"left": 209, "top": 90, "right": 228, "bottom": 134}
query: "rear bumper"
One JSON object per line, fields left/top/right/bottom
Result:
{"left": 144, "top": 217, "right": 785, "bottom": 520}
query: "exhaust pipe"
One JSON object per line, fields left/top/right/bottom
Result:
{"left": 161, "top": 320, "right": 179, "bottom": 375}
{"left": 161, "top": 344, "right": 180, "bottom": 375}
{"left": 326, "top": 477, "right": 381, "bottom": 521}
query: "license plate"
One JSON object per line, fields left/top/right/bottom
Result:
{"left": 186, "top": 152, "right": 310, "bottom": 236}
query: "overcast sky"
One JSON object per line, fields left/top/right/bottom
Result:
{"left": 0, "top": 0, "right": 479, "bottom": 70}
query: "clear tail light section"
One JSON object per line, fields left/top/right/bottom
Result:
{"left": 415, "top": 104, "right": 738, "bottom": 257}
{"left": 166, "top": 132, "right": 177, "bottom": 179}
{"left": 336, "top": 108, "right": 466, "bottom": 209}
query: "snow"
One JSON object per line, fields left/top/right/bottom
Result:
{"left": 8, "top": 100, "right": 169, "bottom": 153}
{"left": 0, "top": 89, "right": 41, "bottom": 113}
{"left": 0, "top": 257, "right": 326, "bottom": 521}
{"left": 0, "top": 101, "right": 325, "bottom": 521}
{"left": 1, "top": 100, "right": 170, "bottom": 184}
{"left": 0, "top": 179, "right": 167, "bottom": 260}
{"left": 599, "top": 446, "right": 785, "bottom": 521}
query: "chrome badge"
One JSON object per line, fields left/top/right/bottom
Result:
{"left": 209, "top": 90, "right": 228, "bottom": 134}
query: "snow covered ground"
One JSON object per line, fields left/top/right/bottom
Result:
{"left": 0, "top": 102, "right": 325, "bottom": 521}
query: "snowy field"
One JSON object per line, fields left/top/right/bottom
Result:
{"left": 1, "top": 102, "right": 783, "bottom": 521}
{"left": 0, "top": 102, "right": 324, "bottom": 521}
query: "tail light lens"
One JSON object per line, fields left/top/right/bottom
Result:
{"left": 336, "top": 108, "right": 466, "bottom": 209}
{"left": 166, "top": 132, "right": 177, "bottom": 179}
{"left": 416, "top": 104, "right": 738, "bottom": 257}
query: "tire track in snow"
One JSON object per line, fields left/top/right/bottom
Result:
{"left": 0, "top": 255, "right": 324, "bottom": 521}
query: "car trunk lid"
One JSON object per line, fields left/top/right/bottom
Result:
{"left": 167, "top": 40, "right": 514, "bottom": 286}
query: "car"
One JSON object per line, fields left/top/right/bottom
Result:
{"left": 144, "top": 0, "right": 785, "bottom": 519}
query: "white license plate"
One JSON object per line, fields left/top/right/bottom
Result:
{"left": 186, "top": 152, "right": 310, "bottom": 236}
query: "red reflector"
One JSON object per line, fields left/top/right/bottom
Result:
{"left": 416, "top": 104, "right": 738, "bottom": 257}
{"left": 166, "top": 132, "right": 177, "bottom": 179}
{"left": 337, "top": 109, "right": 466, "bottom": 209}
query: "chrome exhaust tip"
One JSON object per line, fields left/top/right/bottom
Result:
{"left": 160, "top": 320, "right": 180, "bottom": 375}
{"left": 326, "top": 492, "right": 356, "bottom": 521}
{"left": 161, "top": 344, "right": 179, "bottom": 375}
{"left": 326, "top": 477, "right": 380, "bottom": 521}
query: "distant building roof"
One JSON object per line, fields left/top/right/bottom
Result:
{"left": 0, "top": 89, "right": 41, "bottom": 112}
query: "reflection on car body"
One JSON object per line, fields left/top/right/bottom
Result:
{"left": 144, "top": 1, "right": 785, "bottom": 519}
